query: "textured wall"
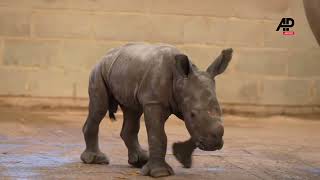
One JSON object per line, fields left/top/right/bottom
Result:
{"left": 0, "top": 0, "right": 319, "bottom": 108}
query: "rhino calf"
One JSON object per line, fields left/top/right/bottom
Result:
{"left": 81, "top": 43, "right": 233, "bottom": 177}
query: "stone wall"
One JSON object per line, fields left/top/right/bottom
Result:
{"left": 0, "top": 0, "right": 319, "bottom": 111}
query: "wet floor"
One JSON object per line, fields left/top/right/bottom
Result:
{"left": 0, "top": 106, "right": 319, "bottom": 180}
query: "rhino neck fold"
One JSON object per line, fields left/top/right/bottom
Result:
{"left": 171, "top": 76, "right": 184, "bottom": 120}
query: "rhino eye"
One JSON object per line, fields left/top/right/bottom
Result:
{"left": 191, "top": 112, "right": 196, "bottom": 118}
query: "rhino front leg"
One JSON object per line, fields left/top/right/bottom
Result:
{"left": 173, "top": 138, "right": 196, "bottom": 168}
{"left": 141, "top": 104, "right": 174, "bottom": 178}
{"left": 120, "top": 107, "right": 149, "bottom": 168}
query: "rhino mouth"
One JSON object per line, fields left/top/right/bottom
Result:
{"left": 195, "top": 139, "right": 224, "bottom": 151}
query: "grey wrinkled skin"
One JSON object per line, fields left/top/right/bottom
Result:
{"left": 81, "top": 43, "right": 233, "bottom": 178}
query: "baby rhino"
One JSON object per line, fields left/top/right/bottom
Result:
{"left": 81, "top": 43, "right": 233, "bottom": 178}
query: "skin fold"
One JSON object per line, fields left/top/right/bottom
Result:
{"left": 81, "top": 43, "right": 233, "bottom": 178}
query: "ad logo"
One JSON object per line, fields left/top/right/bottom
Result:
{"left": 276, "top": 18, "right": 295, "bottom": 36}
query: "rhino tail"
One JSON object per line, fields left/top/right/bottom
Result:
{"left": 108, "top": 96, "right": 118, "bottom": 121}
{"left": 109, "top": 112, "right": 116, "bottom": 121}
{"left": 98, "top": 61, "right": 118, "bottom": 122}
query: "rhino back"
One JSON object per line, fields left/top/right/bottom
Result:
{"left": 105, "top": 43, "right": 180, "bottom": 108}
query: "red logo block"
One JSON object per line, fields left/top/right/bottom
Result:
{"left": 283, "top": 31, "right": 295, "bottom": 36}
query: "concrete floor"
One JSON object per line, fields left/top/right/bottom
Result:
{"left": 0, "top": 106, "right": 319, "bottom": 180}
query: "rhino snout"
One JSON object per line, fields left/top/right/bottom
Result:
{"left": 196, "top": 123, "right": 224, "bottom": 151}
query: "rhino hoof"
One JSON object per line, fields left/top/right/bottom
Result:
{"left": 81, "top": 150, "right": 109, "bottom": 164}
{"left": 141, "top": 161, "right": 174, "bottom": 178}
{"left": 173, "top": 142, "right": 192, "bottom": 168}
{"left": 128, "top": 149, "right": 149, "bottom": 168}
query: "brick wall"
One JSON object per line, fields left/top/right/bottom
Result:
{"left": 0, "top": 0, "right": 319, "bottom": 109}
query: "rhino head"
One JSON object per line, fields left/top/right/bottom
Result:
{"left": 174, "top": 48, "right": 233, "bottom": 151}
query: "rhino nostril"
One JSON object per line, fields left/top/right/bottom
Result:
{"left": 217, "top": 124, "right": 224, "bottom": 137}
{"left": 196, "top": 139, "right": 206, "bottom": 149}
{"left": 198, "top": 136, "right": 206, "bottom": 142}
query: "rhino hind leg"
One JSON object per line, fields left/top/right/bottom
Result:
{"left": 81, "top": 68, "right": 110, "bottom": 164}
{"left": 120, "top": 107, "right": 149, "bottom": 168}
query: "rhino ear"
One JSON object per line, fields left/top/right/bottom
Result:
{"left": 207, "top": 48, "right": 233, "bottom": 78}
{"left": 175, "top": 54, "right": 191, "bottom": 77}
